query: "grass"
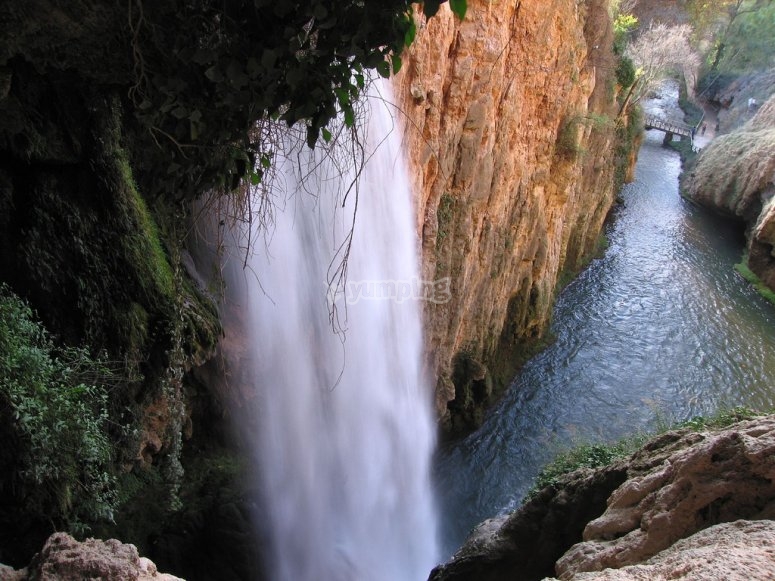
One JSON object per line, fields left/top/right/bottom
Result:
{"left": 524, "top": 406, "right": 763, "bottom": 501}
{"left": 735, "top": 259, "right": 775, "bottom": 306}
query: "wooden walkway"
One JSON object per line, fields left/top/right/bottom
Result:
{"left": 644, "top": 115, "right": 694, "bottom": 139}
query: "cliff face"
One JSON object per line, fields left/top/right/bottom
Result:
{"left": 395, "top": 0, "right": 627, "bottom": 431}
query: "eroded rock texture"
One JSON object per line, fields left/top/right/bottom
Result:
{"left": 430, "top": 415, "right": 775, "bottom": 581}
{"left": 394, "top": 0, "right": 628, "bottom": 431}
{"left": 0, "top": 533, "right": 182, "bottom": 581}
{"left": 557, "top": 416, "right": 775, "bottom": 578}
{"left": 557, "top": 520, "right": 775, "bottom": 581}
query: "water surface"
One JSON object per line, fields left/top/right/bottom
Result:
{"left": 435, "top": 131, "right": 775, "bottom": 557}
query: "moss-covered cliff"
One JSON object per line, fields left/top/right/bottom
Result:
{"left": 395, "top": 0, "right": 639, "bottom": 434}
{"left": 0, "top": 44, "right": 222, "bottom": 569}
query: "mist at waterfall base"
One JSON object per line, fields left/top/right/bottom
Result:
{"left": 219, "top": 83, "right": 439, "bottom": 581}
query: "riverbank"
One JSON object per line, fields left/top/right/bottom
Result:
{"left": 430, "top": 412, "right": 775, "bottom": 581}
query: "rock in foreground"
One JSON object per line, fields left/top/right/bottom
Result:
{"left": 0, "top": 533, "right": 183, "bottom": 581}
{"left": 556, "top": 519, "right": 775, "bottom": 581}
{"left": 430, "top": 415, "right": 775, "bottom": 581}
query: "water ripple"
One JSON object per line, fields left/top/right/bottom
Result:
{"left": 435, "top": 132, "right": 775, "bottom": 557}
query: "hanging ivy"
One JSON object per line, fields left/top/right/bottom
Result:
{"left": 121, "top": 0, "right": 461, "bottom": 201}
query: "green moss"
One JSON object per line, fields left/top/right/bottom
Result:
{"left": 735, "top": 258, "right": 775, "bottom": 305}
{"left": 677, "top": 76, "right": 705, "bottom": 128}
{"left": 118, "top": 156, "right": 176, "bottom": 302}
{"left": 525, "top": 406, "right": 763, "bottom": 501}
{"left": 667, "top": 137, "right": 697, "bottom": 166}
{"left": 556, "top": 233, "right": 609, "bottom": 293}
{"left": 437, "top": 192, "right": 455, "bottom": 245}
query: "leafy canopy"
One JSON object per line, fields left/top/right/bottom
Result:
{"left": 127, "top": 0, "right": 464, "bottom": 200}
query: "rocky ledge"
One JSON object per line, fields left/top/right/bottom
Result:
{"left": 430, "top": 414, "right": 775, "bottom": 580}
{"left": 0, "top": 533, "right": 182, "bottom": 581}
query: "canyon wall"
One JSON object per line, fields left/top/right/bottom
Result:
{"left": 684, "top": 93, "right": 775, "bottom": 292}
{"left": 395, "top": 0, "right": 630, "bottom": 432}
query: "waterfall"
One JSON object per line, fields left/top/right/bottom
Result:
{"left": 228, "top": 81, "right": 439, "bottom": 580}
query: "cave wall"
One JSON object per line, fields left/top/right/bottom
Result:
{"left": 395, "top": 0, "right": 629, "bottom": 432}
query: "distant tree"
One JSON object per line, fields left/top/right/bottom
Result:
{"left": 689, "top": 0, "right": 775, "bottom": 74}
{"left": 626, "top": 23, "right": 701, "bottom": 105}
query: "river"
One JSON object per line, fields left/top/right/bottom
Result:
{"left": 434, "top": 122, "right": 775, "bottom": 558}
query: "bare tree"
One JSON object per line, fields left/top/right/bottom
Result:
{"left": 626, "top": 23, "right": 701, "bottom": 105}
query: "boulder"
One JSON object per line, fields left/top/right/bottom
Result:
{"left": 555, "top": 520, "right": 775, "bottom": 581}
{"left": 0, "top": 533, "right": 183, "bottom": 581}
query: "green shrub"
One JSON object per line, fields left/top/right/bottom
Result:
{"left": 615, "top": 55, "right": 636, "bottom": 89}
{"left": 674, "top": 406, "right": 759, "bottom": 431}
{"left": 525, "top": 435, "right": 646, "bottom": 500}
{"left": 0, "top": 284, "right": 118, "bottom": 534}
{"left": 525, "top": 406, "right": 763, "bottom": 501}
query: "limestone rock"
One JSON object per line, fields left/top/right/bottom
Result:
{"left": 394, "top": 0, "right": 628, "bottom": 431}
{"left": 684, "top": 93, "right": 775, "bottom": 291}
{"left": 430, "top": 415, "right": 775, "bottom": 581}
{"left": 554, "top": 520, "right": 775, "bottom": 580}
{"left": 556, "top": 416, "right": 775, "bottom": 578}
{"left": 428, "top": 463, "right": 629, "bottom": 581}
{"left": 2, "top": 533, "right": 183, "bottom": 581}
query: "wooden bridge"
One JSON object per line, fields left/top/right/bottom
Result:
{"left": 644, "top": 115, "right": 696, "bottom": 146}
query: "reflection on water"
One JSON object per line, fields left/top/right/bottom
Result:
{"left": 434, "top": 131, "right": 775, "bottom": 557}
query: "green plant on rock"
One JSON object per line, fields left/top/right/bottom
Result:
{"left": 735, "top": 259, "right": 775, "bottom": 306}
{"left": 0, "top": 284, "right": 118, "bottom": 534}
{"left": 555, "top": 114, "right": 612, "bottom": 161}
{"left": 525, "top": 406, "right": 762, "bottom": 501}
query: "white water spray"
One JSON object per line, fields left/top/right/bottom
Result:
{"left": 234, "top": 82, "right": 438, "bottom": 580}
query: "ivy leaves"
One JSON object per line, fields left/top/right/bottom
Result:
{"left": 423, "top": 0, "right": 467, "bottom": 19}
{"left": 128, "top": 0, "right": 464, "bottom": 200}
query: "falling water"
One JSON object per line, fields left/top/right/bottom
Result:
{"left": 233, "top": 82, "right": 438, "bottom": 580}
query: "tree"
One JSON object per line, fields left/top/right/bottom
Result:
{"left": 689, "top": 0, "right": 775, "bottom": 74}
{"left": 625, "top": 23, "right": 701, "bottom": 105}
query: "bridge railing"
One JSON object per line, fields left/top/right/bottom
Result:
{"left": 643, "top": 115, "right": 694, "bottom": 137}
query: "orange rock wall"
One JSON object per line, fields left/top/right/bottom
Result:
{"left": 394, "top": 0, "right": 624, "bottom": 431}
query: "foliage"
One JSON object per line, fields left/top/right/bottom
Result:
{"left": 525, "top": 436, "right": 646, "bottom": 500}
{"left": 615, "top": 55, "right": 636, "bottom": 89}
{"left": 613, "top": 13, "right": 638, "bottom": 55}
{"left": 0, "top": 284, "right": 118, "bottom": 534}
{"left": 611, "top": 6, "right": 638, "bottom": 91}
{"left": 690, "top": 0, "right": 775, "bottom": 75}
{"left": 678, "top": 77, "right": 705, "bottom": 127}
{"left": 673, "top": 406, "right": 760, "bottom": 430}
{"left": 123, "top": 0, "right": 455, "bottom": 201}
